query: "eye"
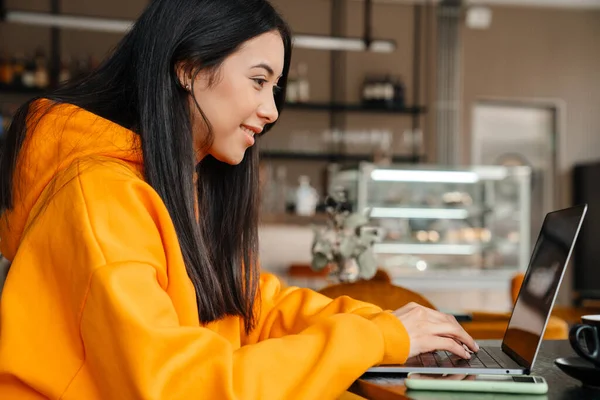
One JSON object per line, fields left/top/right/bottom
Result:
{"left": 252, "top": 78, "right": 268, "bottom": 88}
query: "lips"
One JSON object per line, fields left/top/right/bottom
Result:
{"left": 240, "top": 125, "right": 256, "bottom": 136}
{"left": 241, "top": 124, "right": 262, "bottom": 135}
{"left": 240, "top": 125, "right": 256, "bottom": 145}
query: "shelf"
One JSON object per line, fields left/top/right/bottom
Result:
{"left": 0, "top": 85, "right": 47, "bottom": 96}
{"left": 374, "top": 242, "right": 483, "bottom": 255}
{"left": 260, "top": 213, "right": 329, "bottom": 226}
{"left": 0, "top": 91, "right": 425, "bottom": 114}
{"left": 284, "top": 102, "right": 425, "bottom": 115}
{"left": 369, "top": 206, "right": 486, "bottom": 220}
{"left": 373, "top": 238, "right": 519, "bottom": 256}
{"left": 259, "top": 150, "right": 419, "bottom": 163}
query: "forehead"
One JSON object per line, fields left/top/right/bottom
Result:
{"left": 228, "top": 31, "right": 285, "bottom": 75}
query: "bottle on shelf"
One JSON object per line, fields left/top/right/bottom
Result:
{"left": 295, "top": 175, "right": 318, "bottom": 217}
{"left": 0, "top": 51, "right": 57, "bottom": 90}
{"left": 296, "top": 62, "right": 310, "bottom": 103}
{"left": 383, "top": 74, "right": 395, "bottom": 108}
{"left": 286, "top": 67, "right": 299, "bottom": 103}
{"left": 34, "top": 49, "right": 49, "bottom": 89}
{"left": 375, "top": 76, "right": 388, "bottom": 106}
{"left": 0, "top": 53, "right": 14, "bottom": 86}
{"left": 59, "top": 56, "right": 72, "bottom": 84}
{"left": 361, "top": 75, "right": 374, "bottom": 105}
{"left": 361, "top": 73, "right": 407, "bottom": 109}
{"left": 11, "top": 54, "right": 26, "bottom": 88}
{"left": 362, "top": 75, "right": 387, "bottom": 107}
{"left": 21, "top": 55, "right": 36, "bottom": 89}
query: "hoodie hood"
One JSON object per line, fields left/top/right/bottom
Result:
{"left": 0, "top": 99, "right": 142, "bottom": 261}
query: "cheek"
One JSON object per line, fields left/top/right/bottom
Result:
{"left": 193, "top": 78, "right": 259, "bottom": 143}
{"left": 221, "top": 93, "right": 257, "bottom": 132}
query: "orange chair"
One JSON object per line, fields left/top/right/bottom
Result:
{"left": 319, "top": 274, "right": 436, "bottom": 311}
{"left": 511, "top": 272, "right": 526, "bottom": 304}
{"left": 454, "top": 272, "right": 567, "bottom": 339}
{"left": 314, "top": 268, "right": 568, "bottom": 340}
{"left": 503, "top": 272, "right": 568, "bottom": 340}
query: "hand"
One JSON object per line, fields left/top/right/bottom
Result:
{"left": 393, "top": 302, "right": 479, "bottom": 359}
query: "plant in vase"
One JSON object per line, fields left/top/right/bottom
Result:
{"left": 311, "top": 189, "right": 380, "bottom": 283}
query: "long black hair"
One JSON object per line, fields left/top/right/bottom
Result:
{"left": 0, "top": 0, "right": 292, "bottom": 333}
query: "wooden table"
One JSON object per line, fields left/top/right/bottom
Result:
{"left": 350, "top": 340, "right": 600, "bottom": 400}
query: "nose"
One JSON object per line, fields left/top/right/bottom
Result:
{"left": 257, "top": 94, "right": 279, "bottom": 124}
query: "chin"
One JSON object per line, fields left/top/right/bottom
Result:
{"left": 211, "top": 150, "right": 246, "bottom": 165}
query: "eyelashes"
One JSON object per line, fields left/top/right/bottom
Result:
{"left": 252, "top": 78, "right": 282, "bottom": 94}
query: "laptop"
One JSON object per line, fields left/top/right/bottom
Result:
{"left": 367, "top": 204, "right": 588, "bottom": 375}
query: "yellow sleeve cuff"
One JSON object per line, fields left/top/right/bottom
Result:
{"left": 362, "top": 311, "right": 411, "bottom": 364}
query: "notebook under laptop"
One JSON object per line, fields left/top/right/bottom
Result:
{"left": 367, "top": 204, "right": 588, "bottom": 375}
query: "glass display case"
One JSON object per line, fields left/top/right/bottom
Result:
{"left": 328, "top": 163, "right": 532, "bottom": 277}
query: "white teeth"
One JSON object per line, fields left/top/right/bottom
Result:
{"left": 241, "top": 126, "right": 254, "bottom": 136}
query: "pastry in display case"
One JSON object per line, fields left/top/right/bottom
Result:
{"left": 328, "top": 163, "right": 531, "bottom": 276}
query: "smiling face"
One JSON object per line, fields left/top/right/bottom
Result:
{"left": 181, "top": 31, "right": 285, "bottom": 165}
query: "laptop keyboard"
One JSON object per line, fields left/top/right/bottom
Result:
{"left": 405, "top": 347, "right": 520, "bottom": 369}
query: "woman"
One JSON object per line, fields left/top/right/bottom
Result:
{"left": 0, "top": 0, "right": 477, "bottom": 398}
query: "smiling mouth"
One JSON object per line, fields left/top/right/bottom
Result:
{"left": 240, "top": 125, "right": 255, "bottom": 137}
{"left": 240, "top": 125, "right": 256, "bottom": 145}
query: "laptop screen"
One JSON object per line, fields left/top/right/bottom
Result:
{"left": 502, "top": 205, "right": 587, "bottom": 368}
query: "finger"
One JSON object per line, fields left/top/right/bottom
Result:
{"left": 442, "top": 332, "right": 479, "bottom": 354}
{"left": 443, "top": 316, "right": 480, "bottom": 352}
{"left": 454, "top": 339, "right": 474, "bottom": 354}
{"left": 432, "top": 323, "right": 479, "bottom": 353}
{"left": 456, "top": 330, "right": 479, "bottom": 353}
{"left": 453, "top": 338, "right": 470, "bottom": 353}
{"left": 429, "top": 336, "right": 471, "bottom": 359}
{"left": 462, "top": 342, "right": 479, "bottom": 354}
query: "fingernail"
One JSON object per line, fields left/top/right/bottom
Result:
{"left": 465, "top": 352, "right": 472, "bottom": 359}
{"left": 475, "top": 343, "right": 480, "bottom": 351}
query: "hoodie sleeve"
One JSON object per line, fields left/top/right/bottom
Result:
{"left": 58, "top": 163, "right": 407, "bottom": 399}
{"left": 244, "top": 273, "right": 410, "bottom": 366}
{"left": 81, "top": 261, "right": 392, "bottom": 400}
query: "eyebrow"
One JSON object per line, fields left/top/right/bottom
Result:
{"left": 251, "top": 63, "right": 283, "bottom": 79}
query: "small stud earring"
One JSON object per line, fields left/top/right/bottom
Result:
{"left": 185, "top": 84, "right": 191, "bottom": 91}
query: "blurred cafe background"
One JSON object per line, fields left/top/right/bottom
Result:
{"left": 1, "top": 0, "right": 599, "bottom": 316}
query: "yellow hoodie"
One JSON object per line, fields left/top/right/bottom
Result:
{"left": 0, "top": 100, "right": 409, "bottom": 399}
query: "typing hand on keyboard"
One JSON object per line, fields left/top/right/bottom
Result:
{"left": 392, "top": 302, "right": 479, "bottom": 359}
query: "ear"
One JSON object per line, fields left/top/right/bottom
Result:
{"left": 175, "top": 61, "right": 192, "bottom": 91}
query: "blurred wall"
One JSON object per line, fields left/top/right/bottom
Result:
{"left": 463, "top": 6, "right": 600, "bottom": 197}
{"left": 462, "top": 6, "right": 600, "bottom": 305}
